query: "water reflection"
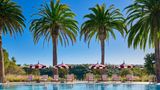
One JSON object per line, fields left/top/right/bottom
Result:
{"left": 43, "top": 84, "right": 48, "bottom": 90}
{"left": 53, "top": 84, "right": 58, "bottom": 90}
{"left": 100, "top": 84, "right": 108, "bottom": 90}
{"left": 1, "top": 84, "right": 160, "bottom": 90}
{"left": 126, "top": 84, "right": 132, "bottom": 88}
{"left": 86, "top": 84, "right": 95, "bottom": 90}
{"left": 145, "top": 85, "right": 160, "bottom": 90}
{"left": 59, "top": 84, "right": 74, "bottom": 89}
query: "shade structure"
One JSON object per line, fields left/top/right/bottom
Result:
{"left": 54, "top": 63, "right": 70, "bottom": 69}
{"left": 89, "top": 63, "right": 106, "bottom": 70}
{"left": 118, "top": 62, "right": 134, "bottom": 69}
{"left": 30, "top": 62, "right": 47, "bottom": 69}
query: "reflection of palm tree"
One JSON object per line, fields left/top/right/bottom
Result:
{"left": 66, "top": 84, "right": 73, "bottom": 89}
{"left": 126, "top": 84, "right": 132, "bottom": 89}
{"left": 86, "top": 84, "right": 95, "bottom": 90}
{"left": 53, "top": 85, "right": 58, "bottom": 90}
{"left": 113, "top": 84, "right": 118, "bottom": 88}
{"left": 59, "top": 84, "right": 73, "bottom": 89}
{"left": 43, "top": 85, "right": 48, "bottom": 90}
{"left": 100, "top": 84, "right": 106, "bottom": 90}
{"left": 145, "top": 85, "right": 157, "bottom": 90}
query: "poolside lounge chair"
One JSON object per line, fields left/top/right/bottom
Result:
{"left": 126, "top": 75, "right": 133, "bottom": 82}
{"left": 28, "top": 75, "right": 33, "bottom": 82}
{"left": 66, "top": 74, "right": 74, "bottom": 82}
{"left": 41, "top": 75, "right": 48, "bottom": 82}
{"left": 87, "top": 74, "right": 94, "bottom": 82}
{"left": 101, "top": 75, "right": 107, "bottom": 81}
{"left": 112, "top": 74, "right": 120, "bottom": 81}
{"left": 149, "top": 75, "right": 156, "bottom": 83}
{"left": 52, "top": 75, "right": 59, "bottom": 82}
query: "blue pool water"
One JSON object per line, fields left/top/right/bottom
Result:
{"left": 0, "top": 84, "right": 160, "bottom": 90}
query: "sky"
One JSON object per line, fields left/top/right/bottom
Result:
{"left": 3, "top": 0, "right": 153, "bottom": 66}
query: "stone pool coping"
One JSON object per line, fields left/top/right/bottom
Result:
{"left": 0, "top": 81, "right": 156, "bottom": 86}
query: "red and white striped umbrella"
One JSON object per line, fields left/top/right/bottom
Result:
{"left": 30, "top": 62, "right": 47, "bottom": 69}
{"left": 118, "top": 62, "right": 134, "bottom": 69}
{"left": 89, "top": 63, "right": 106, "bottom": 70}
{"left": 54, "top": 63, "right": 70, "bottom": 69}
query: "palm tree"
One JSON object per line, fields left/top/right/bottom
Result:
{"left": 0, "top": 0, "right": 25, "bottom": 83}
{"left": 80, "top": 4, "right": 125, "bottom": 65}
{"left": 30, "top": 0, "right": 78, "bottom": 75}
{"left": 125, "top": 0, "right": 160, "bottom": 82}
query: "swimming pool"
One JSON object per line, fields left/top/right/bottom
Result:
{"left": 0, "top": 83, "right": 160, "bottom": 90}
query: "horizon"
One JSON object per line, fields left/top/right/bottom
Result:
{"left": 3, "top": 0, "right": 153, "bottom": 66}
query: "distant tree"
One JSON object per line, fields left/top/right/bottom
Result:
{"left": 11, "top": 57, "right": 16, "bottom": 63}
{"left": 3, "top": 49, "right": 25, "bottom": 75}
{"left": 69, "top": 65, "right": 90, "bottom": 80}
{"left": 120, "top": 69, "right": 131, "bottom": 77}
{"left": 39, "top": 67, "right": 53, "bottom": 76}
{"left": 132, "top": 67, "right": 147, "bottom": 77}
{"left": 58, "top": 69, "right": 68, "bottom": 78}
{"left": 144, "top": 53, "right": 155, "bottom": 75}
{"left": 106, "top": 65, "right": 120, "bottom": 77}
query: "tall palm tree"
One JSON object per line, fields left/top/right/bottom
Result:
{"left": 0, "top": 0, "right": 25, "bottom": 83}
{"left": 125, "top": 0, "right": 160, "bottom": 83}
{"left": 30, "top": 0, "right": 78, "bottom": 75}
{"left": 80, "top": 4, "right": 125, "bottom": 65}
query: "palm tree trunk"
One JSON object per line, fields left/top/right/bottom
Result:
{"left": 0, "top": 30, "right": 5, "bottom": 83}
{"left": 52, "top": 36, "right": 58, "bottom": 76}
{"left": 155, "top": 38, "right": 160, "bottom": 83}
{"left": 101, "top": 40, "right": 105, "bottom": 65}
{"left": 153, "top": 16, "right": 160, "bottom": 83}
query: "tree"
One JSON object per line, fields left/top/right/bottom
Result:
{"left": 80, "top": 4, "right": 125, "bottom": 64}
{"left": 11, "top": 57, "right": 16, "bottom": 63}
{"left": 0, "top": 0, "right": 25, "bottom": 83}
{"left": 69, "top": 65, "right": 89, "bottom": 80}
{"left": 30, "top": 0, "right": 78, "bottom": 76}
{"left": 3, "top": 49, "right": 25, "bottom": 75}
{"left": 125, "top": 0, "right": 160, "bottom": 82}
{"left": 144, "top": 53, "right": 155, "bottom": 75}
{"left": 120, "top": 69, "right": 131, "bottom": 77}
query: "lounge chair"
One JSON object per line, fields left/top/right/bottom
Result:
{"left": 41, "top": 75, "right": 48, "bottom": 82}
{"left": 149, "top": 75, "right": 156, "bottom": 83}
{"left": 87, "top": 74, "right": 94, "bottom": 82}
{"left": 112, "top": 74, "right": 120, "bottom": 81}
{"left": 52, "top": 75, "right": 59, "bottom": 82}
{"left": 126, "top": 75, "right": 133, "bottom": 82}
{"left": 101, "top": 75, "right": 107, "bottom": 81}
{"left": 66, "top": 74, "right": 74, "bottom": 82}
{"left": 28, "top": 75, "right": 33, "bottom": 82}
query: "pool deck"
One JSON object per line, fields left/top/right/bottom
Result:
{"left": 0, "top": 81, "right": 156, "bottom": 86}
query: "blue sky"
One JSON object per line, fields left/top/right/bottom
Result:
{"left": 3, "top": 0, "right": 153, "bottom": 66}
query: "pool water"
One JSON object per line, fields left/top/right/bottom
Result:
{"left": 0, "top": 84, "right": 160, "bottom": 90}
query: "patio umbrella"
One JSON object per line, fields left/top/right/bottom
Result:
{"left": 53, "top": 62, "right": 71, "bottom": 69}
{"left": 118, "top": 61, "right": 135, "bottom": 79}
{"left": 53, "top": 62, "right": 71, "bottom": 79}
{"left": 89, "top": 63, "right": 106, "bottom": 81}
{"left": 118, "top": 61, "right": 134, "bottom": 69}
{"left": 89, "top": 63, "right": 106, "bottom": 70}
{"left": 30, "top": 62, "right": 47, "bottom": 69}
{"left": 29, "top": 61, "right": 47, "bottom": 82}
